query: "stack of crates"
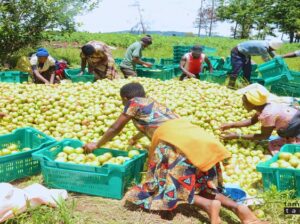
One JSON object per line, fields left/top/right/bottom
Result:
{"left": 270, "top": 70, "right": 300, "bottom": 97}
{"left": 203, "top": 56, "right": 225, "bottom": 70}
{"left": 173, "top": 46, "right": 193, "bottom": 63}
{"left": 255, "top": 57, "right": 300, "bottom": 94}
{"left": 173, "top": 45, "right": 217, "bottom": 63}
{"left": 256, "top": 57, "right": 293, "bottom": 87}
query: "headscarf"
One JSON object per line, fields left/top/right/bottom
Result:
{"left": 36, "top": 48, "right": 49, "bottom": 57}
{"left": 245, "top": 86, "right": 270, "bottom": 106}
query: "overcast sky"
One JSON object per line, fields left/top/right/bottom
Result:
{"left": 75, "top": 0, "right": 233, "bottom": 36}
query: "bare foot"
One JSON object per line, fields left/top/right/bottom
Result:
{"left": 193, "top": 195, "right": 221, "bottom": 224}
{"left": 236, "top": 205, "right": 268, "bottom": 224}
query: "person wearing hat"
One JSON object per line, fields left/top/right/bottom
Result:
{"left": 30, "top": 48, "right": 57, "bottom": 84}
{"left": 179, "top": 45, "right": 213, "bottom": 81}
{"left": 228, "top": 40, "right": 283, "bottom": 88}
{"left": 282, "top": 50, "right": 300, "bottom": 58}
{"left": 119, "top": 36, "right": 153, "bottom": 78}
{"left": 220, "top": 85, "right": 300, "bottom": 155}
{"left": 80, "top": 41, "right": 119, "bottom": 80}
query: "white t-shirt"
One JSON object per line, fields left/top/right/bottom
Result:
{"left": 30, "top": 55, "right": 56, "bottom": 72}
{"left": 295, "top": 50, "right": 300, "bottom": 57}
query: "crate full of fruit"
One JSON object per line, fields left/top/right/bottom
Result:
{"left": 256, "top": 144, "right": 300, "bottom": 197}
{"left": 0, "top": 127, "right": 56, "bottom": 182}
{"left": 32, "top": 139, "right": 147, "bottom": 199}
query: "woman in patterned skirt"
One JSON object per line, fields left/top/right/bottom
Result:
{"left": 84, "top": 83, "right": 264, "bottom": 224}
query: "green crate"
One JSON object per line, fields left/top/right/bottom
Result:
{"left": 142, "top": 57, "right": 155, "bottom": 64}
{"left": 203, "top": 56, "right": 225, "bottom": 70}
{"left": 0, "top": 71, "right": 29, "bottom": 83}
{"left": 160, "top": 58, "right": 175, "bottom": 66}
{"left": 173, "top": 45, "right": 216, "bottom": 63}
{"left": 258, "top": 57, "right": 293, "bottom": 81}
{"left": 271, "top": 83, "right": 300, "bottom": 97}
{"left": 256, "top": 144, "right": 300, "bottom": 197}
{"left": 289, "top": 70, "right": 300, "bottom": 85}
{"left": 251, "top": 74, "right": 287, "bottom": 87}
{"left": 114, "top": 58, "right": 123, "bottom": 65}
{"left": 173, "top": 45, "right": 216, "bottom": 54}
{"left": 173, "top": 65, "right": 182, "bottom": 77}
{"left": 205, "top": 70, "right": 228, "bottom": 84}
{"left": 0, "top": 127, "right": 56, "bottom": 182}
{"left": 64, "top": 68, "right": 95, "bottom": 83}
{"left": 32, "top": 139, "right": 147, "bottom": 199}
{"left": 203, "top": 46, "right": 217, "bottom": 54}
{"left": 222, "top": 57, "right": 232, "bottom": 71}
{"left": 250, "top": 77, "right": 265, "bottom": 86}
{"left": 136, "top": 58, "right": 156, "bottom": 69}
{"left": 136, "top": 66, "right": 175, "bottom": 81}
{"left": 199, "top": 73, "right": 208, "bottom": 81}
{"left": 222, "top": 57, "right": 258, "bottom": 77}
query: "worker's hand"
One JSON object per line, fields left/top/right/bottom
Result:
{"left": 187, "top": 72, "right": 195, "bottom": 78}
{"left": 220, "top": 123, "right": 233, "bottom": 131}
{"left": 220, "top": 132, "right": 239, "bottom": 140}
{"left": 78, "top": 71, "right": 84, "bottom": 76}
{"left": 44, "top": 81, "right": 50, "bottom": 85}
{"left": 143, "top": 63, "right": 152, "bottom": 68}
{"left": 0, "top": 112, "right": 6, "bottom": 118}
{"left": 83, "top": 142, "right": 98, "bottom": 153}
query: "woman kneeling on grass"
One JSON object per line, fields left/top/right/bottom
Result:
{"left": 84, "top": 82, "right": 265, "bottom": 224}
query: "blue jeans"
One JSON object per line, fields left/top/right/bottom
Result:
{"left": 230, "top": 47, "right": 251, "bottom": 82}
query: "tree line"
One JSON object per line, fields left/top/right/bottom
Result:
{"left": 0, "top": 0, "right": 100, "bottom": 64}
{"left": 194, "top": 0, "right": 300, "bottom": 43}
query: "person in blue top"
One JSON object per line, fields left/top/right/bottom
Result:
{"left": 228, "top": 40, "right": 283, "bottom": 88}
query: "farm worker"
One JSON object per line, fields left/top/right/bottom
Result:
{"left": 282, "top": 50, "right": 300, "bottom": 58}
{"left": 30, "top": 48, "right": 58, "bottom": 84}
{"left": 295, "top": 31, "right": 300, "bottom": 43}
{"left": 179, "top": 45, "right": 213, "bottom": 81}
{"left": 220, "top": 85, "right": 300, "bottom": 155}
{"left": 80, "top": 41, "right": 119, "bottom": 80}
{"left": 119, "top": 35, "right": 153, "bottom": 78}
{"left": 227, "top": 40, "right": 283, "bottom": 88}
{"left": 84, "top": 83, "right": 263, "bottom": 224}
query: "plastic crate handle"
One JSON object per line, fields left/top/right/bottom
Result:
{"left": 33, "top": 132, "right": 49, "bottom": 140}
